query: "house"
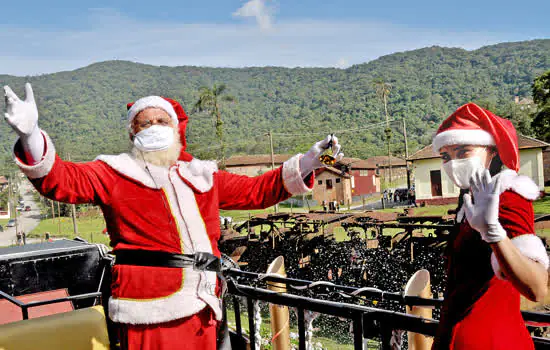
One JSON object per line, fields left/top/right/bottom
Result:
{"left": 0, "top": 176, "right": 8, "bottom": 191}
{"left": 224, "top": 154, "right": 292, "bottom": 176}
{"left": 365, "top": 156, "right": 408, "bottom": 187}
{"left": 409, "top": 135, "right": 549, "bottom": 206}
{"left": 313, "top": 167, "right": 352, "bottom": 204}
{"left": 224, "top": 154, "right": 380, "bottom": 206}
{"left": 543, "top": 149, "right": 550, "bottom": 186}
{"left": 336, "top": 158, "right": 380, "bottom": 198}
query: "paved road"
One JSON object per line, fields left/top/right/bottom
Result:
{"left": 353, "top": 199, "right": 414, "bottom": 211}
{"left": 0, "top": 179, "right": 42, "bottom": 247}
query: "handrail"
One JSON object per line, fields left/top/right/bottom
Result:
{"left": 225, "top": 268, "right": 444, "bottom": 307}
{"left": 224, "top": 270, "right": 550, "bottom": 350}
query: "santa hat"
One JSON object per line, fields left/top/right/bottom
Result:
{"left": 433, "top": 103, "right": 519, "bottom": 171}
{"left": 127, "top": 96, "right": 193, "bottom": 161}
{"left": 126, "top": 96, "right": 179, "bottom": 130}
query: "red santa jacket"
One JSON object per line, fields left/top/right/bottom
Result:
{"left": 15, "top": 132, "right": 314, "bottom": 325}
{"left": 434, "top": 170, "right": 548, "bottom": 350}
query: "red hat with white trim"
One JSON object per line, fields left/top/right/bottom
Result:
{"left": 433, "top": 103, "right": 519, "bottom": 171}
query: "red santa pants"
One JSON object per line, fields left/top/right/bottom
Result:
{"left": 118, "top": 308, "right": 218, "bottom": 350}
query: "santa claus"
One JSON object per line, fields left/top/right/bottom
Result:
{"left": 432, "top": 103, "right": 549, "bottom": 349}
{"left": 3, "top": 83, "right": 342, "bottom": 350}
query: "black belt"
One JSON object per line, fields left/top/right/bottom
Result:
{"left": 114, "top": 250, "right": 222, "bottom": 272}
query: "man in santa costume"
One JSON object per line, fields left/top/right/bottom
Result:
{"left": 432, "top": 103, "right": 549, "bottom": 349}
{"left": 3, "top": 83, "right": 342, "bottom": 350}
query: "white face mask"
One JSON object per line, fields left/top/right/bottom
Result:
{"left": 442, "top": 156, "right": 486, "bottom": 189}
{"left": 133, "top": 125, "right": 175, "bottom": 152}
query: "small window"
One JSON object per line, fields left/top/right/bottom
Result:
{"left": 335, "top": 178, "right": 341, "bottom": 183}
{"left": 359, "top": 170, "right": 369, "bottom": 176}
{"left": 326, "top": 179, "right": 333, "bottom": 190}
{"left": 317, "top": 180, "right": 323, "bottom": 185}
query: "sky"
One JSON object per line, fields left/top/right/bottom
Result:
{"left": 1, "top": 0, "right": 549, "bottom": 76}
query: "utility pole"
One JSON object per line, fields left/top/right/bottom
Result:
{"left": 57, "top": 201, "right": 61, "bottom": 235}
{"left": 376, "top": 81, "right": 393, "bottom": 186}
{"left": 403, "top": 118, "right": 411, "bottom": 190}
{"left": 12, "top": 172, "right": 19, "bottom": 239}
{"left": 67, "top": 154, "right": 78, "bottom": 235}
{"left": 266, "top": 131, "right": 278, "bottom": 213}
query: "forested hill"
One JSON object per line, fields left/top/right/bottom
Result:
{"left": 0, "top": 39, "right": 549, "bottom": 166}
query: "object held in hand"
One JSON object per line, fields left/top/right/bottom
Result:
{"left": 318, "top": 134, "right": 336, "bottom": 165}
{"left": 318, "top": 154, "right": 336, "bottom": 166}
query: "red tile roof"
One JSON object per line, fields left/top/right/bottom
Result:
{"left": 225, "top": 154, "right": 377, "bottom": 169}
{"left": 225, "top": 154, "right": 293, "bottom": 166}
{"left": 365, "top": 155, "right": 407, "bottom": 167}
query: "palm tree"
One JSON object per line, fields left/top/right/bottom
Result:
{"left": 374, "top": 80, "right": 393, "bottom": 184}
{"left": 193, "top": 84, "right": 236, "bottom": 169}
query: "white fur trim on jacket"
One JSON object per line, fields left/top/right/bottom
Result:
{"left": 282, "top": 154, "right": 313, "bottom": 195}
{"left": 433, "top": 129, "right": 495, "bottom": 152}
{"left": 178, "top": 158, "right": 218, "bottom": 193}
{"left": 127, "top": 96, "right": 178, "bottom": 130}
{"left": 494, "top": 169, "right": 541, "bottom": 201}
{"left": 491, "top": 234, "right": 549, "bottom": 280}
{"left": 108, "top": 268, "right": 213, "bottom": 324}
{"left": 14, "top": 130, "right": 56, "bottom": 179}
{"left": 96, "top": 153, "right": 160, "bottom": 188}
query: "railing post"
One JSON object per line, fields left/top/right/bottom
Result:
{"left": 297, "top": 307, "right": 306, "bottom": 350}
{"left": 353, "top": 312, "right": 363, "bottom": 350}
{"left": 233, "top": 296, "right": 242, "bottom": 338}
{"left": 379, "top": 321, "right": 393, "bottom": 350}
{"left": 247, "top": 297, "right": 256, "bottom": 350}
{"left": 21, "top": 305, "right": 29, "bottom": 320}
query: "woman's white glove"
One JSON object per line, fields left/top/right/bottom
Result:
{"left": 299, "top": 135, "right": 343, "bottom": 178}
{"left": 4, "top": 83, "right": 44, "bottom": 164}
{"left": 463, "top": 169, "right": 506, "bottom": 243}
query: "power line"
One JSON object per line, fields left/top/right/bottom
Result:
{"left": 270, "top": 119, "right": 399, "bottom": 137}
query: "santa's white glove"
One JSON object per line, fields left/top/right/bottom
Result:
{"left": 4, "top": 83, "right": 44, "bottom": 164}
{"left": 463, "top": 169, "right": 506, "bottom": 243}
{"left": 299, "top": 135, "right": 343, "bottom": 178}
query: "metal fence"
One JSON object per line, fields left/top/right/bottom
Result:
{"left": 224, "top": 268, "right": 550, "bottom": 350}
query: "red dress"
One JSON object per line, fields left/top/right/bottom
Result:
{"left": 433, "top": 190, "right": 536, "bottom": 350}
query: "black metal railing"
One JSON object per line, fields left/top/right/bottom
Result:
{"left": 224, "top": 268, "right": 550, "bottom": 350}
{"left": 1, "top": 262, "right": 550, "bottom": 349}
{"left": 0, "top": 289, "right": 103, "bottom": 321}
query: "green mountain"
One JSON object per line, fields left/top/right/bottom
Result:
{"left": 0, "top": 39, "right": 549, "bottom": 166}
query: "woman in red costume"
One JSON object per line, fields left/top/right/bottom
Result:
{"left": 432, "top": 103, "right": 549, "bottom": 349}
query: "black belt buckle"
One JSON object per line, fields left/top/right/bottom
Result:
{"left": 193, "top": 252, "right": 221, "bottom": 272}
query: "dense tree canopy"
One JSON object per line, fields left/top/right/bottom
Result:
{"left": 0, "top": 39, "right": 548, "bottom": 168}
{"left": 532, "top": 70, "right": 550, "bottom": 142}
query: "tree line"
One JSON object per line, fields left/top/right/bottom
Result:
{"left": 0, "top": 39, "right": 548, "bottom": 169}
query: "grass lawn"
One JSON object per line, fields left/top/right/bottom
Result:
{"left": 413, "top": 204, "right": 456, "bottom": 216}
{"left": 28, "top": 216, "right": 110, "bottom": 245}
{"left": 534, "top": 196, "right": 550, "bottom": 215}
{"left": 220, "top": 199, "right": 368, "bottom": 223}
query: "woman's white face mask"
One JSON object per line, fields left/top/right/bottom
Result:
{"left": 442, "top": 156, "right": 486, "bottom": 189}
{"left": 133, "top": 125, "right": 175, "bottom": 152}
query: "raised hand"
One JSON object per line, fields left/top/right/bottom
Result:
{"left": 299, "top": 134, "right": 344, "bottom": 178}
{"left": 463, "top": 169, "right": 506, "bottom": 243}
{"left": 4, "top": 83, "right": 39, "bottom": 138}
{"left": 4, "top": 83, "right": 44, "bottom": 164}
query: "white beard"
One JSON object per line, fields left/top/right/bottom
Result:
{"left": 131, "top": 128, "right": 182, "bottom": 168}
